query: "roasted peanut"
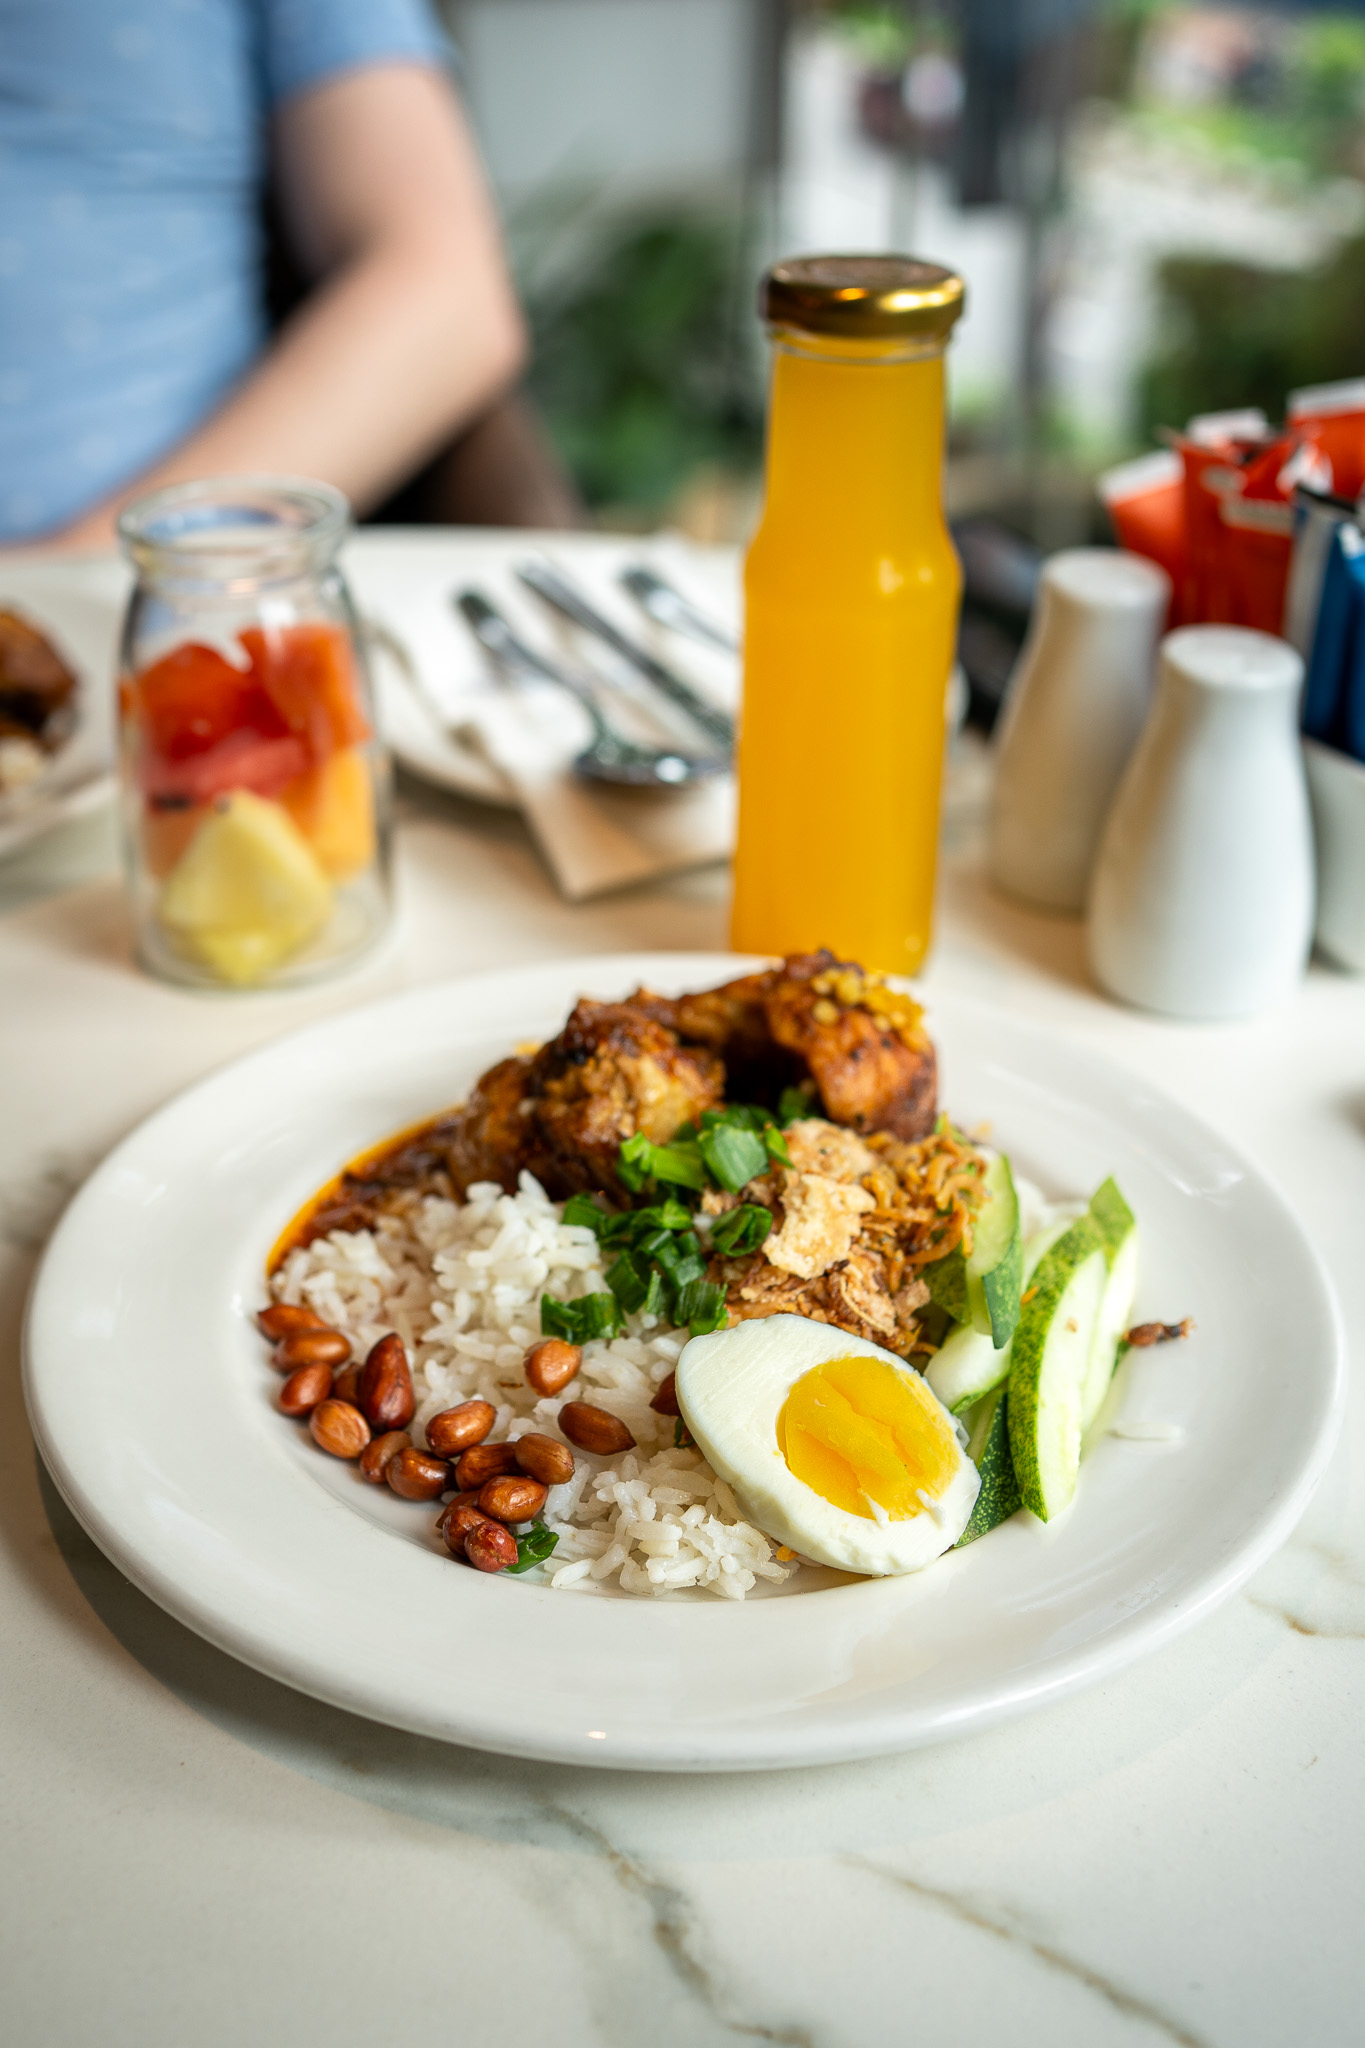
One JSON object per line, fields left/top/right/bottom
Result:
{"left": 309, "top": 1399, "right": 371, "bottom": 1459}
{"left": 425, "top": 1399, "right": 496, "bottom": 1458}
{"left": 386, "top": 1445, "right": 450, "bottom": 1501}
{"left": 332, "top": 1362, "right": 362, "bottom": 1406}
{"left": 258, "top": 1303, "right": 328, "bottom": 1340}
{"left": 524, "top": 1337, "right": 582, "bottom": 1397}
{"left": 359, "top": 1430, "right": 411, "bottom": 1484}
{"left": 273, "top": 1327, "right": 351, "bottom": 1372}
{"left": 278, "top": 1361, "right": 333, "bottom": 1417}
{"left": 513, "top": 1433, "right": 575, "bottom": 1487}
{"left": 559, "top": 1401, "right": 635, "bottom": 1455}
{"left": 357, "top": 1332, "right": 415, "bottom": 1431}
{"left": 454, "top": 1440, "right": 521, "bottom": 1491}
{"left": 477, "top": 1475, "right": 548, "bottom": 1524}
{"left": 464, "top": 1520, "right": 519, "bottom": 1573}
{"left": 436, "top": 1489, "right": 481, "bottom": 1532}
{"left": 439, "top": 1498, "right": 492, "bottom": 1556}
{"left": 649, "top": 1372, "right": 680, "bottom": 1416}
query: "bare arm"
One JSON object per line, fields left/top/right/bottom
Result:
{"left": 39, "top": 65, "right": 527, "bottom": 553}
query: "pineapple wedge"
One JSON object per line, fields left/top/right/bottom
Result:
{"left": 158, "top": 789, "right": 332, "bottom": 985}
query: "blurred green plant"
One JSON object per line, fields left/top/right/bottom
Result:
{"left": 1132, "top": 9, "right": 1365, "bottom": 180}
{"left": 520, "top": 211, "right": 765, "bottom": 517}
{"left": 1138, "top": 230, "right": 1365, "bottom": 435}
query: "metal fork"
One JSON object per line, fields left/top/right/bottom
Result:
{"left": 454, "top": 591, "right": 724, "bottom": 790}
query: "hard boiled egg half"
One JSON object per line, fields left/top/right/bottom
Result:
{"left": 676, "top": 1314, "right": 980, "bottom": 1575}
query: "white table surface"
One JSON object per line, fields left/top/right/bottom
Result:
{"left": 3, "top": 715, "right": 1362, "bottom": 2047}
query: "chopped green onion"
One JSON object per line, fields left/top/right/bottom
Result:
{"left": 648, "top": 1142, "right": 708, "bottom": 1191}
{"left": 778, "top": 1082, "right": 818, "bottom": 1126}
{"left": 618, "top": 1130, "right": 708, "bottom": 1193}
{"left": 653, "top": 1233, "right": 704, "bottom": 1284}
{"left": 674, "top": 1277, "right": 727, "bottom": 1334}
{"left": 507, "top": 1522, "right": 560, "bottom": 1574}
{"left": 763, "top": 1123, "right": 791, "bottom": 1168}
{"left": 710, "top": 1203, "right": 773, "bottom": 1257}
{"left": 540, "top": 1292, "right": 622, "bottom": 1343}
{"left": 674, "top": 1416, "right": 696, "bottom": 1449}
{"left": 633, "top": 1226, "right": 674, "bottom": 1260}
{"left": 605, "top": 1250, "right": 652, "bottom": 1314}
{"left": 597, "top": 1210, "right": 639, "bottom": 1249}
{"left": 632, "top": 1199, "right": 693, "bottom": 1233}
{"left": 562, "top": 1192, "right": 609, "bottom": 1234}
{"left": 697, "top": 1121, "right": 768, "bottom": 1192}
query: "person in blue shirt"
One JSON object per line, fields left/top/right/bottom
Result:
{"left": 0, "top": 0, "right": 534, "bottom": 548}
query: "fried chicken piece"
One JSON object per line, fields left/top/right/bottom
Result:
{"left": 765, "top": 954, "right": 936, "bottom": 1139}
{"left": 638, "top": 952, "right": 937, "bottom": 1140}
{"left": 418, "top": 1000, "right": 724, "bottom": 1202}
{"left": 523, "top": 999, "right": 723, "bottom": 1197}
{"left": 439, "top": 1055, "right": 538, "bottom": 1195}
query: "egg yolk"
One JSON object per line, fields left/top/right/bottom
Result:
{"left": 776, "top": 1355, "right": 959, "bottom": 1521}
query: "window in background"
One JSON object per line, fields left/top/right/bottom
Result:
{"left": 445, "top": 0, "right": 1365, "bottom": 595}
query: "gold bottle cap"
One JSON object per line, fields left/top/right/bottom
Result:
{"left": 761, "top": 255, "right": 965, "bottom": 342}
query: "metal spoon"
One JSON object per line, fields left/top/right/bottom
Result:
{"left": 516, "top": 559, "right": 735, "bottom": 753}
{"left": 621, "top": 564, "right": 739, "bottom": 654}
{"left": 454, "top": 592, "right": 724, "bottom": 790}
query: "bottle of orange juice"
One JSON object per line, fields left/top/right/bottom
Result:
{"left": 731, "top": 256, "right": 965, "bottom": 973}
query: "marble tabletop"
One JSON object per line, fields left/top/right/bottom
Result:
{"left": 2, "top": 737, "right": 1362, "bottom": 2048}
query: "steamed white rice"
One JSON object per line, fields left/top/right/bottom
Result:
{"left": 269, "top": 1174, "right": 799, "bottom": 1599}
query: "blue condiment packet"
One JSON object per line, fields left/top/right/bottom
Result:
{"left": 1301, "top": 521, "right": 1365, "bottom": 744}
{"left": 1285, "top": 486, "right": 1355, "bottom": 657}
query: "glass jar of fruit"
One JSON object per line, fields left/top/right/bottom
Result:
{"left": 117, "top": 477, "right": 392, "bottom": 989}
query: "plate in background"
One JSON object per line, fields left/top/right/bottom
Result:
{"left": 346, "top": 528, "right": 740, "bottom": 809}
{"left": 0, "top": 557, "right": 128, "bottom": 858}
{"left": 24, "top": 953, "right": 1344, "bottom": 1770}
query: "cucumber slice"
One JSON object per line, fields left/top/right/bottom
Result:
{"left": 1007, "top": 1214, "right": 1108, "bottom": 1521}
{"left": 966, "top": 1150, "right": 1023, "bottom": 1346}
{"left": 924, "top": 1215, "right": 1075, "bottom": 1415}
{"left": 1081, "top": 1177, "right": 1139, "bottom": 1432}
{"left": 925, "top": 1320, "right": 1006, "bottom": 1415}
{"left": 955, "top": 1385, "right": 1022, "bottom": 1546}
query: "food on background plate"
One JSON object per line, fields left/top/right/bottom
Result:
{"left": 0, "top": 607, "right": 79, "bottom": 793}
{"left": 261, "top": 952, "right": 1183, "bottom": 1595}
{"left": 121, "top": 620, "right": 377, "bottom": 984}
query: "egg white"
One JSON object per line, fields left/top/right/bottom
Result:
{"left": 676, "top": 1314, "right": 981, "bottom": 1576}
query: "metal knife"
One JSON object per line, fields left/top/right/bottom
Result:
{"left": 516, "top": 559, "right": 735, "bottom": 753}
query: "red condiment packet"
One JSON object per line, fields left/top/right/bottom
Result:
{"left": 1288, "top": 378, "right": 1365, "bottom": 501}
{"left": 1218, "top": 494, "right": 1295, "bottom": 635}
{"left": 1098, "top": 450, "right": 1185, "bottom": 620}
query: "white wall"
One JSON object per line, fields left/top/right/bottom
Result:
{"left": 448, "top": 0, "right": 761, "bottom": 208}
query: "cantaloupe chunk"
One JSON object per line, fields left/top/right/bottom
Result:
{"left": 158, "top": 789, "right": 332, "bottom": 985}
{"left": 278, "top": 746, "right": 376, "bottom": 879}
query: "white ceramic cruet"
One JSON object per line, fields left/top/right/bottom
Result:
{"left": 1087, "top": 626, "right": 1313, "bottom": 1019}
{"left": 989, "top": 548, "right": 1171, "bottom": 913}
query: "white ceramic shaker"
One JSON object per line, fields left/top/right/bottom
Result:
{"left": 989, "top": 549, "right": 1171, "bottom": 912}
{"left": 1088, "top": 627, "right": 1313, "bottom": 1019}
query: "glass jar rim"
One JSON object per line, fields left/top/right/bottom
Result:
{"left": 117, "top": 475, "right": 350, "bottom": 584}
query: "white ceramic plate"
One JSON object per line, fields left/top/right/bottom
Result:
{"left": 0, "top": 557, "right": 129, "bottom": 857}
{"left": 23, "top": 953, "right": 1345, "bottom": 1771}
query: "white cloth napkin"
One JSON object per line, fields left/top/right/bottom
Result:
{"left": 456, "top": 680, "right": 735, "bottom": 901}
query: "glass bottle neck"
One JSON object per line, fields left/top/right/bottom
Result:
{"left": 759, "top": 336, "right": 950, "bottom": 537}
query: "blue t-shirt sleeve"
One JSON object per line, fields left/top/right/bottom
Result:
{"left": 258, "top": 0, "right": 452, "bottom": 106}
